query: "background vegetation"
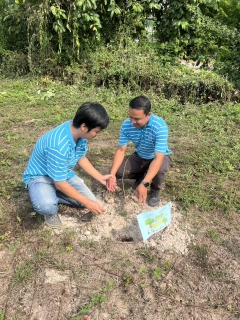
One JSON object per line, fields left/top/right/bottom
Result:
{"left": 0, "top": 0, "right": 239, "bottom": 87}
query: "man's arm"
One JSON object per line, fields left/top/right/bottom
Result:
{"left": 135, "top": 152, "right": 164, "bottom": 205}
{"left": 54, "top": 180, "right": 105, "bottom": 215}
{"left": 78, "top": 157, "right": 112, "bottom": 185}
{"left": 106, "top": 145, "right": 127, "bottom": 191}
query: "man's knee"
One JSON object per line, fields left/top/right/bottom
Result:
{"left": 32, "top": 201, "right": 58, "bottom": 216}
{"left": 116, "top": 169, "right": 123, "bottom": 179}
{"left": 160, "top": 156, "right": 171, "bottom": 174}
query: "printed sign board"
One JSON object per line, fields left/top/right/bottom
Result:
{"left": 137, "top": 202, "right": 172, "bottom": 241}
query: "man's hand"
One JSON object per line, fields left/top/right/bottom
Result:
{"left": 99, "top": 174, "right": 115, "bottom": 186}
{"left": 54, "top": 180, "right": 106, "bottom": 215}
{"left": 106, "top": 176, "right": 117, "bottom": 192}
{"left": 134, "top": 183, "right": 148, "bottom": 205}
{"left": 85, "top": 199, "right": 106, "bottom": 215}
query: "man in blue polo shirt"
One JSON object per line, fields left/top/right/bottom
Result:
{"left": 23, "top": 102, "right": 112, "bottom": 228}
{"left": 106, "top": 96, "right": 171, "bottom": 207}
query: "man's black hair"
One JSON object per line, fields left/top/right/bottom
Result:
{"left": 129, "top": 96, "right": 151, "bottom": 115}
{"left": 73, "top": 102, "right": 109, "bottom": 131}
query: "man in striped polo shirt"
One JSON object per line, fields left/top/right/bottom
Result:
{"left": 106, "top": 96, "right": 171, "bottom": 207}
{"left": 23, "top": 102, "right": 112, "bottom": 228}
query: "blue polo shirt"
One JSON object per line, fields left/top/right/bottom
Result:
{"left": 22, "top": 121, "right": 88, "bottom": 187}
{"left": 119, "top": 114, "right": 171, "bottom": 159}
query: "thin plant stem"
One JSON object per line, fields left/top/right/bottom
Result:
{"left": 121, "top": 155, "right": 131, "bottom": 198}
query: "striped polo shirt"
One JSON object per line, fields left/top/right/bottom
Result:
{"left": 119, "top": 114, "right": 171, "bottom": 159}
{"left": 22, "top": 120, "right": 88, "bottom": 187}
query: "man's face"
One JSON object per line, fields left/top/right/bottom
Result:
{"left": 129, "top": 108, "right": 150, "bottom": 128}
{"left": 83, "top": 127, "right": 102, "bottom": 140}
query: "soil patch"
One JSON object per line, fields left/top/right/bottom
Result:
{"left": 57, "top": 186, "right": 191, "bottom": 254}
{"left": 0, "top": 185, "right": 239, "bottom": 320}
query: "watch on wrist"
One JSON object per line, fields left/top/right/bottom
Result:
{"left": 141, "top": 180, "right": 150, "bottom": 188}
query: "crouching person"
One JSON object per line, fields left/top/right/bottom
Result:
{"left": 23, "top": 102, "right": 111, "bottom": 228}
{"left": 106, "top": 96, "right": 171, "bottom": 207}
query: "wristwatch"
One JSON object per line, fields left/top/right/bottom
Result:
{"left": 141, "top": 180, "right": 150, "bottom": 188}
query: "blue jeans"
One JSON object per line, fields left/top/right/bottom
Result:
{"left": 28, "top": 175, "right": 96, "bottom": 216}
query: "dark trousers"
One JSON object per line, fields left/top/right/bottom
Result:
{"left": 116, "top": 152, "right": 171, "bottom": 191}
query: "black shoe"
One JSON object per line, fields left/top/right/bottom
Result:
{"left": 79, "top": 212, "right": 94, "bottom": 222}
{"left": 148, "top": 189, "right": 160, "bottom": 207}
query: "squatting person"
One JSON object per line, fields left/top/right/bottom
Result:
{"left": 23, "top": 102, "right": 111, "bottom": 228}
{"left": 106, "top": 95, "right": 171, "bottom": 207}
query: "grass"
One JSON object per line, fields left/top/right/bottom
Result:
{"left": 1, "top": 78, "right": 239, "bottom": 215}
{"left": 0, "top": 75, "right": 240, "bottom": 318}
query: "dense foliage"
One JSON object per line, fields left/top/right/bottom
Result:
{"left": 155, "top": 0, "right": 240, "bottom": 85}
{"left": 0, "top": 0, "right": 239, "bottom": 86}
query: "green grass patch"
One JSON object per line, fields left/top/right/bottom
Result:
{"left": 0, "top": 76, "right": 239, "bottom": 224}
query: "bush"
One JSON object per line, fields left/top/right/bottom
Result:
{"left": 0, "top": 49, "right": 29, "bottom": 77}
{"left": 68, "top": 40, "right": 234, "bottom": 104}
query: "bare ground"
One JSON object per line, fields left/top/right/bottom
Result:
{"left": 0, "top": 180, "right": 240, "bottom": 320}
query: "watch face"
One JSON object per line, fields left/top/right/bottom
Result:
{"left": 142, "top": 181, "right": 150, "bottom": 187}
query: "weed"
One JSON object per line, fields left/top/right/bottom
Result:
{"left": 206, "top": 229, "right": 220, "bottom": 243}
{"left": 0, "top": 232, "right": 8, "bottom": 240}
{"left": 208, "top": 268, "right": 227, "bottom": 281}
{"left": 102, "top": 239, "right": 113, "bottom": 253}
{"left": 0, "top": 232, "right": 9, "bottom": 248}
{"left": 59, "top": 229, "right": 77, "bottom": 251}
{"left": 100, "top": 147, "right": 114, "bottom": 158}
{"left": 163, "top": 259, "right": 171, "bottom": 270}
{"left": 35, "top": 248, "right": 50, "bottom": 263}
{"left": 138, "top": 247, "right": 156, "bottom": 262}
{"left": 40, "top": 229, "right": 54, "bottom": 241}
{"left": 103, "top": 280, "right": 115, "bottom": 293}
{"left": 119, "top": 210, "right": 127, "bottom": 217}
{"left": 79, "top": 294, "right": 107, "bottom": 314}
{"left": 8, "top": 242, "right": 19, "bottom": 254}
{"left": 122, "top": 260, "right": 132, "bottom": 267}
{"left": 79, "top": 239, "right": 98, "bottom": 249}
{"left": 13, "top": 259, "right": 34, "bottom": 285}
{"left": 52, "top": 258, "right": 66, "bottom": 271}
{"left": 122, "top": 274, "right": 134, "bottom": 287}
{"left": 227, "top": 305, "right": 232, "bottom": 312}
{"left": 0, "top": 311, "right": 4, "bottom": 320}
{"left": 192, "top": 243, "right": 209, "bottom": 268}
{"left": 152, "top": 267, "right": 163, "bottom": 279}
{"left": 139, "top": 267, "right": 149, "bottom": 274}
{"left": 0, "top": 201, "right": 4, "bottom": 223}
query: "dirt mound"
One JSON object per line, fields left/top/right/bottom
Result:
{"left": 57, "top": 187, "right": 191, "bottom": 255}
